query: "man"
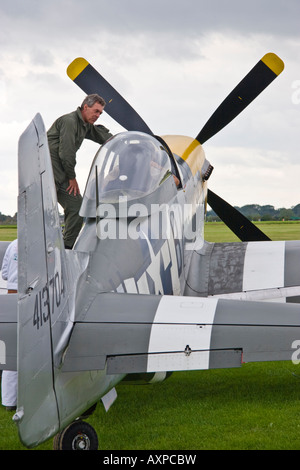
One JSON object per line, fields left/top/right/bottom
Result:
{"left": 47, "top": 94, "right": 113, "bottom": 248}
{"left": 1, "top": 239, "right": 18, "bottom": 411}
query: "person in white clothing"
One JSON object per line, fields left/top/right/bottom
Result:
{"left": 1, "top": 239, "right": 18, "bottom": 411}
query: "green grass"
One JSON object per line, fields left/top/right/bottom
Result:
{"left": 2, "top": 363, "right": 300, "bottom": 450}
{"left": 204, "top": 220, "right": 300, "bottom": 242}
{"left": 0, "top": 226, "right": 17, "bottom": 242}
{"left": 1, "top": 221, "right": 299, "bottom": 243}
{"left": 1, "top": 221, "right": 300, "bottom": 450}
{"left": 88, "top": 363, "right": 300, "bottom": 450}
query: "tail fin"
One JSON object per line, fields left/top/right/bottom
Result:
{"left": 15, "top": 114, "right": 87, "bottom": 447}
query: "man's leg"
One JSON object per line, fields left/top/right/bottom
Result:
{"left": 57, "top": 183, "right": 83, "bottom": 248}
{"left": 2, "top": 370, "right": 18, "bottom": 410}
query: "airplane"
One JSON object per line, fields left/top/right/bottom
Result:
{"left": 0, "top": 52, "right": 300, "bottom": 450}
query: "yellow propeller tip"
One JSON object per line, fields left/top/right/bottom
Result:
{"left": 67, "top": 58, "right": 89, "bottom": 80}
{"left": 261, "top": 53, "right": 284, "bottom": 76}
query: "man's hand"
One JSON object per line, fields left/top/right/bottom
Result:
{"left": 67, "top": 178, "right": 80, "bottom": 196}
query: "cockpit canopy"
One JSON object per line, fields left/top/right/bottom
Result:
{"left": 80, "top": 132, "right": 174, "bottom": 217}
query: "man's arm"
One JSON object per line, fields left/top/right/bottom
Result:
{"left": 86, "top": 124, "right": 113, "bottom": 144}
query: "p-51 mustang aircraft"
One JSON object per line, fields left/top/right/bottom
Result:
{"left": 0, "top": 52, "right": 299, "bottom": 450}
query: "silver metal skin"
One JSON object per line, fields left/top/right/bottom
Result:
{"left": 0, "top": 113, "right": 299, "bottom": 449}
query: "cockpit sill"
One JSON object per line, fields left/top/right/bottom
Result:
{"left": 91, "top": 172, "right": 178, "bottom": 218}
{"left": 93, "top": 177, "right": 205, "bottom": 243}
{"left": 95, "top": 197, "right": 204, "bottom": 244}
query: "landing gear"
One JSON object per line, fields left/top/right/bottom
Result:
{"left": 53, "top": 420, "right": 98, "bottom": 450}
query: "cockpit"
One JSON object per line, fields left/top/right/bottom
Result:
{"left": 80, "top": 132, "right": 177, "bottom": 217}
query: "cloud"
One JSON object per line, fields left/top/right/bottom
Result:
{"left": 206, "top": 145, "right": 300, "bottom": 209}
{"left": 0, "top": 0, "right": 299, "bottom": 216}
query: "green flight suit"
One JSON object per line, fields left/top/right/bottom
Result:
{"left": 47, "top": 107, "right": 112, "bottom": 247}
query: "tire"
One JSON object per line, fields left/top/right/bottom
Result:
{"left": 53, "top": 431, "right": 63, "bottom": 450}
{"left": 54, "top": 420, "right": 99, "bottom": 450}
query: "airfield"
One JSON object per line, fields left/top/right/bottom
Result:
{"left": 1, "top": 220, "right": 300, "bottom": 451}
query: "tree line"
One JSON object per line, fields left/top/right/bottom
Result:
{"left": 207, "top": 203, "right": 300, "bottom": 222}
{"left": 1, "top": 204, "right": 300, "bottom": 224}
{"left": 0, "top": 212, "right": 17, "bottom": 225}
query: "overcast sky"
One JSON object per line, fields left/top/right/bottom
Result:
{"left": 0, "top": 0, "right": 299, "bottom": 216}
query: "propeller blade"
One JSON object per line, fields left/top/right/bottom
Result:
{"left": 196, "top": 53, "right": 284, "bottom": 144}
{"left": 207, "top": 189, "right": 271, "bottom": 242}
{"left": 67, "top": 58, "right": 153, "bottom": 134}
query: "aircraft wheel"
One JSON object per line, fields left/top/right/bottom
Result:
{"left": 53, "top": 431, "right": 63, "bottom": 450}
{"left": 53, "top": 421, "right": 98, "bottom": 450}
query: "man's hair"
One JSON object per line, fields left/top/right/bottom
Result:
{"left": 80, "top": 94, "right": 106, "bottom": 109}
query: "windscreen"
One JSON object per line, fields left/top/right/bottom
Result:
{"left": 84, "top": 132, "right": 172, "bottom": 204}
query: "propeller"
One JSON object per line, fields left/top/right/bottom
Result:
{"left": 207, "top": 189, "right": 270, "bottom": 241}
{"left": 200, "top": 53, "right": 283, "bottom": 241}
{"left": 195, "top": 53, "right": 284, "bottom": 145}
{"left": 67, "top": 53, "right": 284, "bottom": 242}
{"left": 67, "top": 58, "right": 153, "bottom": 135}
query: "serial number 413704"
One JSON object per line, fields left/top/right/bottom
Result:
{"left": 33, "top": 272, "right": 65, "bottom": 330}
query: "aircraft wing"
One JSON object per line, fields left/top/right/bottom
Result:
{"left": 62, "top": 292, "right": 300, "bottom": 374}
{"left": 185, "top": 240, "right": 300, "bottom": 304}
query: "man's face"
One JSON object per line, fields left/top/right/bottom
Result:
{"left": 81, "top": 102, "right": 104, "bottom": 124}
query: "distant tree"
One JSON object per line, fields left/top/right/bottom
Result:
{"left": 292, "top": 204, "right": 300, "bottom": 218}
{"left": 279, "top": 208, "right": 294, "bottom": 220}
{"left": 240, "top": 205, "right": 261, "bottom": 220}
{"left": 0, "top": 212, "right": 17, "bottom": 225}
{"left": 206, "top": 203, "right": 300, "bottom": 221}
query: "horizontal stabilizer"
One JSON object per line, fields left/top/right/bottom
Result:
{"left": 0, "top": 294, "right": 17, "bottom": 370}
{"left": 0, "top": 241, "right": 11, "bottom": 268}
{"left": 63, "top": 292, "right": 300, "bottom": 375}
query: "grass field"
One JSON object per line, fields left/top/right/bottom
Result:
{"left": 0, "top": 221, "right": 300, "bottom": 450}
{"left": 0, "top": 226, "right": 17, "bottom": 242}
{"left": 204, "top": 220, "right": 300, "bottom": 242}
